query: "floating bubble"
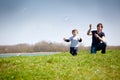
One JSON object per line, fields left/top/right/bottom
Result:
{"left": 64, "top": 16, "right": 70, "bottom": 21}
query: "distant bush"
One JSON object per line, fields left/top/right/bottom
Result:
{"left": 0, "top": 44, "right": 33, "bottom": 53}
{"left": 0, "top": 41, "right": 68, "bottom": 53}
{"left": 33, "top": 41, "right": 68, "bottom": 52}
{"left": 0, "top": 41, "right": 119, "bottom": 53}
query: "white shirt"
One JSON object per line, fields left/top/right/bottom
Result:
{"left": 69, "top": 36, "right": 80, "bottom": 47}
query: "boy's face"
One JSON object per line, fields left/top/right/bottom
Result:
{"left": 97, "top": 25, "right": 102, "bottom": 32}
{"left": 72, "top": 31, "right": 78, "bottom": 36}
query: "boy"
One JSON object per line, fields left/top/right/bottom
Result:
{"left": 87, "top": 23, "right": 107, "bottom": 54}
{"left": 63, "top": 29, "right": 82, "bottom": 56}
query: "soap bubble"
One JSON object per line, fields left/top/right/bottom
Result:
{"left": 64, "top": 16, "right": 70, "bottom": 21}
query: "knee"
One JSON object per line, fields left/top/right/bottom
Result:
{"left": 102, "top": 42, "right": 107, "bottom": 48}
{"left": 91, "top": 47, "right": 96, "bottom": 53}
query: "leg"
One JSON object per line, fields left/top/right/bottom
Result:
{"left": 97, "top": 42, "right": 107, "bottom": 54}
{"left": 70, "top": 47, "right": 74, "bottom": 55}
{"left": 73, "top": 47, "right": 78, "bottom": 56}
{"left": 101, "top": 42, "right": 107, "bottom": 53}
{"left": 91, "top": 46, "right": 97, "bottom": 54}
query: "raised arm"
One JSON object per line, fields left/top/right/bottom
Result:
{"left": 87, "top": 24, "right": 92, "bottom": 35}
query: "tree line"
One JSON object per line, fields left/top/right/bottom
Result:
{"left": 0, "top": 41, "right": 69, "bottom": 53}
{"left": 0, "top": 41, "right": 119, "bottom": 53}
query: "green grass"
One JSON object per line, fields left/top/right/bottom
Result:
{"left": 0, "top": 50, "right": 120, "bottom": 80}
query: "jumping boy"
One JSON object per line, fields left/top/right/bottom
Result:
{"left": 63, "top": 29, "right": 82, "bottom": 56}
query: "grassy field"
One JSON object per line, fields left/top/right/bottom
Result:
{"left": 0, "top": 50, "right": 120, "bottom": 80}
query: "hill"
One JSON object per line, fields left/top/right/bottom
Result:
{"left": 0, "top": 50, "right": 120, "bottom": 80}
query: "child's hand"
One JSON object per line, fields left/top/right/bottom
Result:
{"left": 63, "top": 38, "right": 66, "bottom": 41}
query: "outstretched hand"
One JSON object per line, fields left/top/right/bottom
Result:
{"left": 63, "top": 38, "right": 66, "bottom": 41}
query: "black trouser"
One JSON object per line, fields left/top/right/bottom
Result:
{"left": 91, "top": 42, "right": 107, "bottom": 54}
{"left": 70, "top": 47, "right": 78, "bottom": 56}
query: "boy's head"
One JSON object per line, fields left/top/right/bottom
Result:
{"left": 97, "top": 23, "right": 103, "bottom": 32}
{"left": 72, "top": 29, "right": 78, "bottom": 36}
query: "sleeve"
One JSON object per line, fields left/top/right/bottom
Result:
{"left": 92, "top": 30, "right": 96, "bottom": 34}
{"left": 65, "top": 39, "right": 70, "bottom": 42}
{"left": 64, "top": 37, "right": 71, "bottom": 42}
{"left": 77, "top": 36, "right": 82, "bottom": 42}
{"left": 79, "top": 38, "right": 82, "bottom": 42}
{"left": 91, "top": 31, "right": 94, "bottom": 36}
{"left": 102, "top": 32, "right": 105, "bottom": 37}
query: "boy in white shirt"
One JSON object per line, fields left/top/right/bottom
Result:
{"left": 64, "top": 29, "right": 82, "bottom": 56}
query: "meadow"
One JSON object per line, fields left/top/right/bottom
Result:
{"left": 0, "top": 50, "right": 120, "bottom": 80}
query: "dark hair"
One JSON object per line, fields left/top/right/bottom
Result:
{"left": 97, "top": 23, "right": 103, "bottom": 28}
{"left": 72, "top": 29, "right": 78, "bottom": 33}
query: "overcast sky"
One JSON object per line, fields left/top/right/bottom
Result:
{"left": 0, "top": 0, "right": 120, "bottom": 46}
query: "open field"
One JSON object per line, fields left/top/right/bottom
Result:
{"left": 0, "top": 50, "right": 120, "bottom": 80}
